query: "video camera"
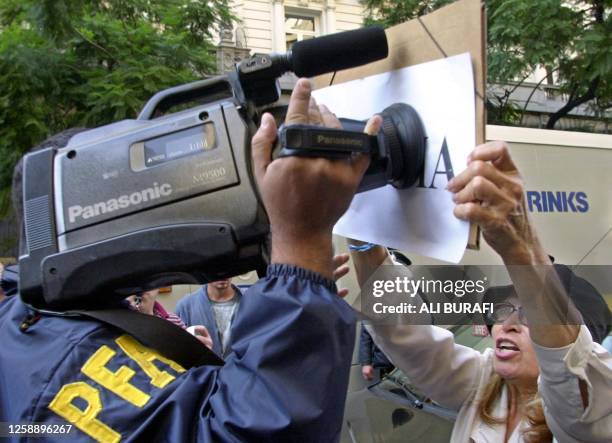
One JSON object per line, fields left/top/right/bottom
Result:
{"left": 19, "top": 27, "right": 426, "bottom": 309}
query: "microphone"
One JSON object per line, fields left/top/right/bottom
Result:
{"left": 287, "top": 27, "right": 388, "bottom": 78}
{"left": 291, "top": 26, "right": 389, "bottom": 77}
{"left": 237, "top": 27, "right": 388, "bottom": 105}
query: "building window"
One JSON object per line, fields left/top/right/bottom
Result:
{"left": 285, "top": 14, "right": 318, "bottom": 50}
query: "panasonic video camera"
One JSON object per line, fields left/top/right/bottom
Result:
{"left": 19, "top": 27, "right": 426, "bottom": 309}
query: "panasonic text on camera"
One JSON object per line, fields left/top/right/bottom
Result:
{"left": 68, "top": 183, "right": 173, "bottom": 223}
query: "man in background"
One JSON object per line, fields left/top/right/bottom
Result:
{"left": 359, "top": 325, "right": 394, "bottom": 381}
{"left": 127, "top": 289, "right": 214, "bottom": 350}
{"left": 176, "top": 279, "right": 242, "bottom": 357}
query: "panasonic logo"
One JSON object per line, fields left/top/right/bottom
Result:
{"left": 68, "top": 183, "right": 172, "bottom": 223}
{"left": 316, "top": 134, "right": 363, "bottom": 147}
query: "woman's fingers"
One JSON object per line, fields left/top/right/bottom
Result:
{"left": 467, "top": 141, "right": 518, "bottom": 172}
{"left": 332, "top": 253, "right": 350, "bottom": 281}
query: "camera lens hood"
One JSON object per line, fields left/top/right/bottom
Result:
{"left": 380, "top": 103, "right": 427, "bottom": 189}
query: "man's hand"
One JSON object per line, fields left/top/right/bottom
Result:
{"left": 252, "top": 79, "right": 382, "bottom": 278}
{"left": 447, "top": 141, "right": 545, "bottom": 264}
{"left": 361, "top": 365, "right": 375, "bottom": 381}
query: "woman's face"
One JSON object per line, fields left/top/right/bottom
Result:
{"left": 127, "top": 289, "right": 159, "bottom": 315}
{"left": 491, "top": 297, "right": 539, "bottom": 385}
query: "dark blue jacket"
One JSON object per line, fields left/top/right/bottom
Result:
{"left": 0, "top": 265, "right": 355, "bottom": 442}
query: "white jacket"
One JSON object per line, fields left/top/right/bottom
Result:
{"left": 367, "top": 322, "right": 612, "bottom": 442}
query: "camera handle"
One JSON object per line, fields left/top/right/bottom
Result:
{"left": 137, "top": 75, "right": 240, "bottom": 120}
{"left": 274, "top": 103, "right": 427, "bottom": 193}
{"left": 276, "top": 124, "right": 383, "bottom": 159}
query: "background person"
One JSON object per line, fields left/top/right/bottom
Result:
{"left": 127, "top": 289, "right": 214, "bottom": 350}
{"left": 359, "top": 325, "right": 394, "bottom": 381}
{"left": 351, "top": 142, "right": 611, "bottom": 442}
{"left": 127, "top": 289, "right": 186, "bottom": 328}
{"left": 176, "top": 279, "right": 242, "bottom": 358}
{"left": 175, "top": 255, "right": 353, "bottom": 358}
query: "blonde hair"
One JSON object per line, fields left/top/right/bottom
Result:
{"left": 478, "top": 374, "right": 553, "bottom": 442}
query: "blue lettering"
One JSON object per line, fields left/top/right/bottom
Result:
{"left": 576, "top": 192, "right": 589, "bottom": 213}
{"left": 566, "top": 192, "right": 577, "bottom": 212}
{"left": 547, "top": 191, "right": 564, "bottom": 212}
{"left": 526, "top": 191, "right": 588, "bottom": 213}
{"left": 526, "top": 191, "right": 542, "bottom": 212}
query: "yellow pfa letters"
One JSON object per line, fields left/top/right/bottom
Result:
{"left": 48, "top": 382, "right": 121, "bottom": 443}
{"left": 49, "top": 334, "right": 185, "bottom": 442}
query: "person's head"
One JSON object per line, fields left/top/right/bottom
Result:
{"left": 209, "top": 279, "right": 232, "bottom": 291}
{"left": 206, "top": 278, "right": 235, "bottom": 302}
{"left": 480, "top": 285, "right": 550, "bottom": 438}
{"left": 485, "top": 264, "right": 611, "bottom": 386}
{"left": 488, "top": 291, "right": 540, "bottom": 387}
{"left": 127, "top": 289, "right": 159, "bottom": 315}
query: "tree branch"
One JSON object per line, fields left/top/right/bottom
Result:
{"left": 520, "top": 67, "right": 560, "bottom": 126}
{"left": 545, "top": 77, "right": 600, "bottom": 129}
{"left": 71, "top": 26, "right": 118, "bottom": 66}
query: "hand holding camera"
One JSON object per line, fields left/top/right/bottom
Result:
{"left": 252, "top": 79, "right": 381, "bottom": 279}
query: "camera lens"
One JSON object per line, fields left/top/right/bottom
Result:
{"left": 341, "top": 103, "right": 426, "bottom": 194}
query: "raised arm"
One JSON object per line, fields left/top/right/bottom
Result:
{"left": 200, "top": 79, "right": 382, "bottom": 441}
{"left": 448, "top": 141, "right": 581, "bottom": 347}
{"left": 449, "top": 141, "right": 611, "bottom": 440}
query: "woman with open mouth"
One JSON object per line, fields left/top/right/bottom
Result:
{"left": 352, "top": 141, "right": 611, "bottom": 442}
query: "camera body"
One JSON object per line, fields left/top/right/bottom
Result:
{"left": 20, "top": 74, "right": 269, "bottom": 309}
{"left": 18, "top": 27, "right": 423, "bottom": 310}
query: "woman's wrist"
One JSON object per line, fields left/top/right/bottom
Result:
{"left": 500, "top": 237, "right": 550, "bottom": 266}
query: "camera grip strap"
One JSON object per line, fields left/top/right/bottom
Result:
{"left": 277, "top": 125, "right": 378, "bottom": 159}
{"left": 74, "top": 308, "right": 224, "bottom": 368}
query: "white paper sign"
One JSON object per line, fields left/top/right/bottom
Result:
{"left": 313, "top": 53, "right": 475, "bottom": 263}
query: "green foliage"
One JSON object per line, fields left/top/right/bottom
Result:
{"left": 362, "top": 0, "right": 610, "bottom": 129}
{"left": 0, "top": 0, "right": 233, "bottom": 216}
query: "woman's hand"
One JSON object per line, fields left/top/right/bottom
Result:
{"left": 448, "top": 141, "right": 543, "bottom": 264}
{"left": 332, "top": 253, "right": 350, "bottom": 298}
{"left": 450, "top": 142, "right": 582, "bottom": 347}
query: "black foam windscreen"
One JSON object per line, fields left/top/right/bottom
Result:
{"left": 291, "top": 27, "right": 388, "bottom": 78}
